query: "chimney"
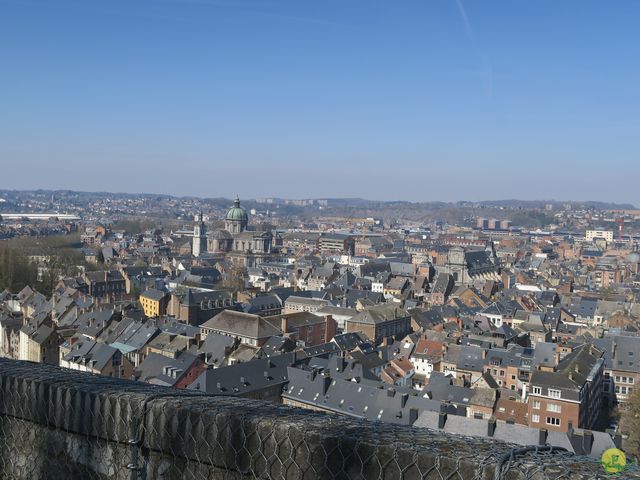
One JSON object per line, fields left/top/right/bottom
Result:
{"left": 438, "top": 412, "right": 447, "bottom": 429}
{"left": 387, "top": 388, "right": 396, "bottom": 398}
{"left": 488, "top": 419, "right": 496, "bottom": 437}
{"left": 613, "top": 433, "right": 623, "bottom": 449}
{"left": 582, "top": 430, "right": 594, "bottom": 455}
{"left": 322, "top": 376, "right": 331, "bottom": 395}
{"left": 409, "top": 408, "right": 418, "bottom": 424}
{"left": 401, "top": 393, "right": 409, "bottom": 408}
{"left": 538, "top": 429, "right": 548, "bottom": 445}
{"left": 281, "top": 316, "right": 288, "bottom": 334}
{"left": 216, "top": 382, "right": 221, "bottom": 390}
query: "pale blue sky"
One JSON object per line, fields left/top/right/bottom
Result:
{"left": 1, "top": 0, "right": 639, "bottom": 204}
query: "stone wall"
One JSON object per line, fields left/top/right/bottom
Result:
{"left": 0, "top": 358, "right": 630, "bottom": 479}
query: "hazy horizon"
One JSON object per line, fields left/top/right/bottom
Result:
{"left": 2, "top": 0, "right": 639, "bottom": 205}
{"left": 0, "top": 187, "right": 636, "bottom": 209}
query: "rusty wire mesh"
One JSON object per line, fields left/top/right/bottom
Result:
{"left": 0, "top": 358, "right": 625, "bottom": 480}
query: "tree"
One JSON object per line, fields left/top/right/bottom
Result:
{"left": 620, "top": 390, "right": 640, "bottom": 459}
{"left": 221, "top": 263, "right": 246, "bottom": 294}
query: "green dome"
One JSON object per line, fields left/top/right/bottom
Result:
{"left": 226, "top": 197, "right": 248, "bottom": 222}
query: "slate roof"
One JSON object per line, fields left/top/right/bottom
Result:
{"left": 137, "top": 351, "right": 201, "bottom": 386}
{"left": 349, "top": 305, "right": 409, "bottom": 325}
{"left": 284, "top": 367, "right": 443, "bottom": 425}
{"left": 197, "top": 332, "right": 236, "bottom": 366}
{"left": 63, "top": 340, "right": 121, "bottom": 372}
{"left": 200, "top": 310, "right": 280, "bottom": 340}
{"left": 188, "top": 352, "right": 300, "bottom": 396}
{"left": 595, "top": 335, "right": 640, "bottom": 374}
{"left": 139, "top": 289, "right": 167, "bottom": 301}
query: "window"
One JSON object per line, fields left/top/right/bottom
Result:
{"left": 532, "top": 386, "right": 541, "bottom": 395}
{"left": 511, "top": 375, "right": 516, "bottom": 380}
{"left": 499, "top": 370, "right": 505, "bottom": 377}
{"left": 546, "top": 417, "right": 561, "bottom": 426}
{"left": 533, "top": 400, "right": 540, "bottom": 410}
{"left": 548, "top": 389, "right": 561, "bottom": 399}
{"left": 532, "top": 414, "right": 540, "bottom": 423}
{"left": 547, "top": 403, "right": 561, "bottom": 413}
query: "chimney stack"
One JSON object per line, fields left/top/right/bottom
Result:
{"left": 438, "top": 412, "right": 447, "bottom": 429}
{"left": 409, "top": 408, "right": 418, "bottom": 424}
{"left": 488, "top": 419, "right": 496, "bottom": 437}
{"left": 538, "top": 429, "right": 548, "bottom": 445}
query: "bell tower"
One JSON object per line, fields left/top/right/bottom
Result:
{"left": 193, "top": 210, "right": 207, "bottom": 257}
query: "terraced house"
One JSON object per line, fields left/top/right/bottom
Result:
{"left": 527, "top": 344, "right": 604, "bottom": 432}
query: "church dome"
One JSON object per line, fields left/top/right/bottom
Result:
{"left": 225, "top": 196, "right": 248, "bottom": 222}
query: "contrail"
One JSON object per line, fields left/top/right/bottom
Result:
{"left": 455, "top": 0, "right": 476, "bottom": 44}
{"left": 454, "top": 0, "right": 493, "bottom": 98}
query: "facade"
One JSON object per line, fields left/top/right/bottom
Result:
{"left": 585, "top": 230, "right": 614, "bottom": 243}
{"left": 594, "top": 335, "right": 640, "bottom": 405}
{"left": 318, "top": 233, "right": 355, "bottom": 255}
{"left": 168, "top": 289, "right": 235, "bottom": 326}
{"left": 267, "top": 311, "right": 337, "bottom": 347}
{"left": 527, "top": 344, "right": 604, "bottom": 432}
{"left": 283, "top": 296, "right": 330, "bottom": 314}
{"left": 83, "top": 271, "right": 126, "bottom": 300}
{"left": 139, "top": 289, "right": 169, "bottom": 317}
{"left": 345, "top": 305, "right": 411, "bottom": 343}
{"left": 441, "top": 247, "right": 500, "bottom": 286}
{"left": 19, "top": 324, "right": 60, "bottom": 365}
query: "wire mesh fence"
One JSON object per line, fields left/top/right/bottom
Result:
{"left": 0, "top": 358, "right": 629, "bottom": 479}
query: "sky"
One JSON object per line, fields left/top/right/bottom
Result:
{"left": 1, "top": 0, "right": 639, "bottom": 205}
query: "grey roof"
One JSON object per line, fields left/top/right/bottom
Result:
{"left": 415, "top": 414, "right": 614, "bottom": 459}
{"left": 64, "top": 340, "right": 121, "bottom": 372}
{"left": 284, "top": 367, "right": 443, "bottom": 425}
{"left": 188, "top": 352, "right": 300, "bottom": 395}
{"left": 284, "top": 296, "right": 330, "bottom": 307}
{"left": 197, "top": 332, "right": 236, "bottom": 366}
{"left": 200, "top": 310, "right": 280, "bottom": 340}
{"left": 140, "top": 289, "right": 167, "bottom": 301}
{"left": 137, "top": 351, "right": 201, "bottom": 386}
{"left": 243, "top": 294, "right": 283, "bottom": 314}
{"left": 595, "top": 335, "right": 640, "bottom": 373}
{"left": 257, "top": 336, "right": 297, "bottom": 358}
{"left": 349, "top": 305, "right": 409, "bottom": 325}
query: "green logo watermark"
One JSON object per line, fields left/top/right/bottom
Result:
{"left": 601, "top": 448, "right": 627, "bottom": 475}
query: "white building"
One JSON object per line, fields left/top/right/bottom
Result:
{"left": 586, "top": 230, "right": 614, "bottom": 243}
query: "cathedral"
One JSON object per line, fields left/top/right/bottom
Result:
{"left": 192, "top": 197, "right": 273, "bottom": 259}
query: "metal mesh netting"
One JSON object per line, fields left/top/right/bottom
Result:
{"left": 0, "top": 358, "right": 626, "bottom": 479}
